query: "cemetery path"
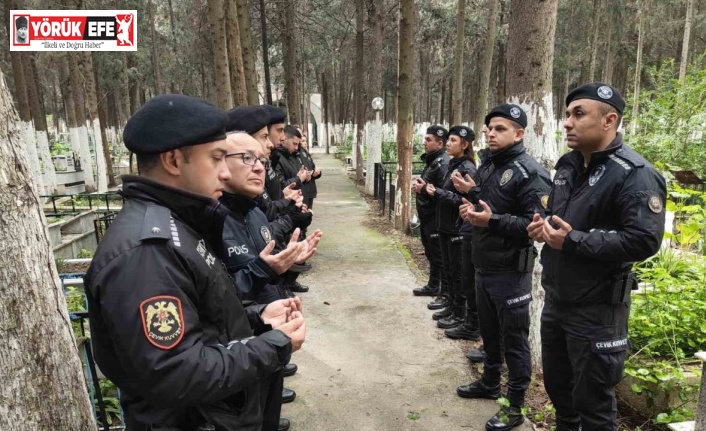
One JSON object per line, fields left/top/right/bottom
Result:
{"left": 282, "top": 150, "right": 532, "bottom": 431}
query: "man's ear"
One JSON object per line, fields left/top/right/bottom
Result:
{"left": 515, "top": 127, "right": 526, "bottom": 143}
{"left": 604, "top": 112, "right": 620, "bottom": 130}
{"left": 159, "top": 150, "right": 182, "bottom": 176}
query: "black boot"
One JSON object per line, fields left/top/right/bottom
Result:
{"left": 437, "top": 314, "right": 463, "bottom": 329}
{"left": 432, "top": 307, "right": 452, "bottom": 321}
{"left": 282, "top": 387, "right": 296, "bottom": 403}
{"left": 457, "top": 378, "right": 501, "bottom": 399}
{"left": 413, "top": 284, "right": 439, "bottom": 296}
{"left": 288, "top": 281, "right": 309, "bottom": 292}
{"left": 283, "top": 363, "right": 298, "bottom": 377}
{"left": 444, "top": 323, "right": 480, "bottom": 341}
{"left": 427, "top": 296, "right": 450, "bottom": 310}
{"left": 278, "top": 418, "right": 291, "bottom": 431}
{"left": 485, "top": 405, "right": 524, "bottom": 431}
{"left": 466, "top": 346, "right": 486, "bottom": 363}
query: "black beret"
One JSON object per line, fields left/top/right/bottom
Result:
{"left": 264, "top": 105, "right": 286, "bottom": 125}
{"left": 485, "top": 104, "right": 527, "bottom": 128}
{"left": 566, "top": 82, "right": 625, "bottom": 115}
{"left": 226, "top": 105, "right": 271, "bottom": 134}
{"left": 16, "top": 16, "right": 28, "bottom": 29}
{"left": 124, "top": 94, "right": 227, "bottom": 154}
{"left": 426, "top": 125, "right": 449, "bottom": 140}
{"left": 449, "top": 125, "right": 475, "bottom": 142}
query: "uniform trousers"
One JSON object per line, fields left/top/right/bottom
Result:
{"left": 418, "top": 213, "right": 447, "bottom": 293}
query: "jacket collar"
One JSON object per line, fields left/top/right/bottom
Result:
{"left": 448, "top": 156, "right": 468, "bottom": 170}
{"left": 488, "top": 141, "right": 525, "bottom": 166}
{"left": 564, "top": 132, "right": 623, "bottom": 171}
{"left": 121, "top": 175, "right": 229, "bottom": 251}
{"left": 420, "top": 148, "right": 445, "bottom": 165}
{"left": 219, "top": 191, "right": 257, "bottom": 217}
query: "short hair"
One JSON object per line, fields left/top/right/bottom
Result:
{"left": 598, "top": 103, "right": 622, "bottom": 129}
{"left": 135, "top": 146, "right": 192, "bottom": 174}
{"left": 284, "top": 125, "right": 301, "bottom": 139}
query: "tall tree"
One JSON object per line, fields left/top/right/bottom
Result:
{"left": 237, "top": 0, "right": 260, "bottom": 105}
{"left": 506, "top": 0, "right": 560, "bottom": 373}
{"left": 60, "top": 56, "right": 83, "bottom": 179}
{"left": 631, "top": 0, "right": 645, "bottom": 133}
{"left": 0, "top": 64, "right": 95, "bottom": 431}
{"left": 166, "top": 0, "right": 182, "bottom": 93}
{"left": 280, "top": 0, "right": 302, "bottom": 125}
{"left": 450, "top": 0, "right": 466, "bottom": 125}
{"left": 23, "top": 54, "right": 58, "bottom": 194}
{"left": 68, "top": 52, "right": 96, "bottom": 192}
{"left": 475, "top": 0, "right": 501, "bottom": 135}
{"left": 394, "top": 0, "right": 416, "bottom": 232}
{"left": 226, "top": 0, "right": 248, "bottom": 105}
{"left": 679, "top": 0, "right": 695, "bottom": 83}
{"left": 259, "top": 0, "right": 273, "bottom": 104}
{"left": 148, "top": 0, "right": 162, "bottom": 94}
{"left": 79, "top": 52, "right": 111, "bottom": 191}
{"left": 208, "top": 0, "right": 233, "bottom": 109}
{"left": 4, "top": 0, "right": 44, "bottom": 194}
{"left": 588, "top": 0, "right": 603, "bottom": 82}
{"left": 354, "top": 0, "right": 366, "bottom": 182}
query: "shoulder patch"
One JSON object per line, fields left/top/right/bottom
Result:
{"left": 140, "top": 295, "right": 185, "bottom": 350}
{"left": 140, "top": 206, "right": 172, "bottom": 242}
{"left": 608, "top": 154, "right": 632, "bottom": 171}
{"left": 648, "top": 194, "right": 663, "bottom": 214}
{"left": 614, "top": 146, "right": 646, "bottom": 168}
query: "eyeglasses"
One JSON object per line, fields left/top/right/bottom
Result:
{"left": 225, "top": 152, "right": 268, "bottom": 167}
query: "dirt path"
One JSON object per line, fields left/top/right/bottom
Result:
{"left": 282, "top": 151, "right": 532, "bottom": 431}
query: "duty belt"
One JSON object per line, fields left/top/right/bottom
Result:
{"left": 609, "top": 272, "right": 638, "bottom": 304}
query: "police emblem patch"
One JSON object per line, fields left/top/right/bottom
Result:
{"left": 589, "top": 164, "right": 606, "bottom": 186}
{"left": 648, "top": 195, "right": 663, "bottom": 213}
{"left": 500, "top": 169, "right": 513, "bottom": 186}
{"left": 541, "top": 195, "right": 549, "bottom": 209}
{"left": 261, "top": 226, "right": 272, "bottom": 243}
{"left": 460, "top": 129, "right": 468, "bottom": 137}
{"left": 597, "top": 86, "right": 613, "bottom": 100}
{"left": 510, "top": 107, "right": 521, "bottom": 119}
{"left": 140, "top": 296, "right": 185, "bottom": 350}
{"left": 436, "top": 129, "right": 444, "bottom": 137}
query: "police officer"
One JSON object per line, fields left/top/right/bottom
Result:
{"left": 296, "top": 127, "right": 321, "bottom": 209}
{"left": 527, "top": 83, "right": 666, "bottom": 431}
{"left": 425, "top": 125, "right": 478, "bottom": 334}
{"left": 412, "top": 126, "right": 450, "bottom": 307}
{"left": 456, "top": 104, "right": 551, "bottom": 431}
{"left": 84, "top": 95, "right": 306, "bottom": 431}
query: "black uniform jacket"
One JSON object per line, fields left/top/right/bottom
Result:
{"left": 272, "top": 147, "right": 303, "bottom": 190}
{"left": 85, "top": 176, "right": 291, "bottom": 430}
{"left": 220, "top": 192, "right": 282, "bottom": 301}
{"left": 541, "top": 134, "right": 666, "bottom": 305}
{"left": 468, "top": 142, "right": 551, "bottom": 273}
{"left": 416, "top": 148, "right": 450, "bottom": 219}
{"left": 432, "top": 156, "right": 477, "bottom": 234}
{"left": 298, "top": 148, "right": 321, "bottom": 200}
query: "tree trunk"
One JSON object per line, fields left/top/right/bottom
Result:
{"left": 68, "top": 52, "right": 95, "bottom": 192}
{"left": 226, "top": 0, "right": 248, "bottom": 105}
{"left": 354, "top": 0, "right": 366, "bottom": 182}
{"left": 0, "top": 64, "right": 96, "bottom": 431}
{"left": 91, "top": 52, "right": 116, "bottom": 188}
{"left": 166, "top": 0, "right": 182, "bottom": 93}
{"left": 679, "top": 0, "right": 695, "bottom": 83}
{"left": 23, "top": 54, "right": 58, "bottom": 194}
{"left": 366, "top": 0, "right": 384, "bottom": 117}
{"left": 236, "top": 0, "right": 259, "bottom": 104}
{"left": 450, "top": 0, "right": 467, "bottom": 125}
{"left": 322, "top": 71, "right": 330, "bottom": 154}
{"left": 588, "top": 0, "right": 603, "bottom": 82}
{"left": 60, "top": 56, "right": 83, "bottom": 177}
{"left": 208, "top": 0, "right": 232, "bottom": 109}
{"left": 147, "top": 0, "right": 162, "bottom": 94}
{"left": 439, "top": 79, "right": 446, "bottom": 124}
{"left": 475, "top": 0, "right": 500, "bottom": 135}
{"left": 259, "top": 0, "right": 273, "bottom": 105}
{"left": 78, "top": 53, "right": 109, "bottom": 192}
{"left": 631, "top": 0, "right": 644, "bottom": 133}
{"left": 6, "top": 42, "right": 43, "bottom": 194}
{"left": 127, "top": 53, "right": 140, "bottom": 115}
{"left": 280, "top": 0, "right": 302, "bottom": 125}
{"left": 603, "top": 27, "right": 614, "bottom": 83}
{"left": 506, "top": 0, "right": 560, "bottom": 375}
{"left": 394, "top": 0, "right": 416, "bottom": 233}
